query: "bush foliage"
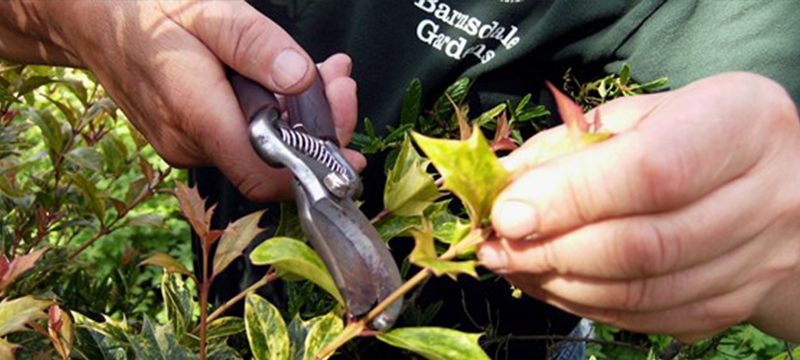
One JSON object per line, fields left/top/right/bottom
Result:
{"left": 1, "top": 60, "right": 795, "bottom": 359}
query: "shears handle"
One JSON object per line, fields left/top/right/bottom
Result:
{"left": 228, "top": 70, "right": 338, "bottom": 144}
{"left": 227, "top": 69, "right": 403, "bottom": 330}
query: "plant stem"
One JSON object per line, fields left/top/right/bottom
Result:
{"left": 370, "top": 208, "right": 391, "bottom": 224}
{"left": 317, "top": 229, "right": 489, "bottom": 358}
{"left": 364, "top": 229, "right": 484, "bottom": 324}
{"left": 192, "top": 271, "right": 279, "bottom": 334}
{"left": 67, "top": 227, "right": 109, "bottom": 259}
{"left": 199, "top": 244, "right": 209, "bottom": 360}
{"left": 67, "top": 175, "right": 162, "bottom": 259}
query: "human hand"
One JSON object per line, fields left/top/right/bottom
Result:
{"left": 479, "top": 72, "right": 800, "bottom": 342}
{"left": 25, "top": 0, "right": 362, "bottom": 201}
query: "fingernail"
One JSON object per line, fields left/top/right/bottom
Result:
{"left": 478, "top": 245, "right": 509, "bottom": 272}
{"left": 497, "top": 200, "right": 538, "bottom": 238}
{"left": 272, "top": 49, "right": 308, "bottom": 90}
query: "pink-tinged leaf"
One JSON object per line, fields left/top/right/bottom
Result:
{"left": 492, "top": 112, "right": 513, "bottom": 145}
{"left": 0, "top": 255, "right": 8, "bottom": 283}
{"left": 139, "top": 156, "right": 155, "bottom": 185}
{"left": 212, "top": 210, "right": 266, "bottom": 277}
{"left": 446, "top": 95, "right": 472, "bottom": 140}
{"left": 139, "top": 253, "right": 193, "bottom": 278}
{"left": 546, "top": 82, "right": 589, "bottom": 133}
{"left": 0, "top": 249, "right": 46, "bottom": 290}
{"left": 491, "top": 138, "right": 519, "bottom": 152}
{"left": 205, "top": 229, "right": 225, "bottom": 249}
{"left": 491, "top": 112, "right": 518, "bottom": 151}
{"left": 175, "top": 183, "right": 212, "bottom": 239}
{"left": 109, "top": 198, "right": 126, "bottom": 214}
{"left": 48, "top": 305, "right": 74, "bottom": 359}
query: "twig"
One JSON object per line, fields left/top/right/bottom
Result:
{"left": 199, "top": 238, "right": 210, "bottom": 360}
{"left": 370, "top": 209, "right": 391, "bottom": 224}
{"left": 316, "top": 229, "right": 488, "bottom": 359}
{"left": 192, "top": 271, "right": 279, "bottom": 334}
{"left": 68, "top": 175, "right": 163, "bottom": 259}
{"left": 785, "top": 341, "right": 795, "bottom": 360}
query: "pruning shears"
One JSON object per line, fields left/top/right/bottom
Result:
{"left": 228, "top": 71, "right": 403, "bottom": 330}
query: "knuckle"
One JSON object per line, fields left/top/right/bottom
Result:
{"left": 541, "top": 241, "right": 568, "bottom": 275}
{"left": 618, "top": 221, "right": 673, "bottom": 277}
{"left": 235, "top": 170, "right": 281, "bottom": 202}
{"left": 229, "top": 15, "right": 268, "bottom": 71}
{"left": 636, "top": 145, "right": 692, "bottom": 209}
{"left": 620, "top": 280, "right": 650, "bottom": 311}
{"left": 563, "top": 167, "right": 596, "bottom": 226}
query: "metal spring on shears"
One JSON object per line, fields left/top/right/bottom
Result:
{"left": 278, "top": 127, "right": 346, "bottom": 175}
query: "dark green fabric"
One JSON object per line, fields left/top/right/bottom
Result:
{"left": 198, "top": 1, "right": 800, "bottom": 358}
{"left": 253, "top": 1, "right": 800, "bottom": 128}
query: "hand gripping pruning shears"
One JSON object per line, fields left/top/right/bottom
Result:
{"left": 228, "top": 71, "right": 403, "bottom": 330}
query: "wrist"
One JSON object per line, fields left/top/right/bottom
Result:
{"left": 0, "top": 0, "right": 83, "bottom": 67}
{"left": 749, "top": 263, "right": 800, "bottom": 342}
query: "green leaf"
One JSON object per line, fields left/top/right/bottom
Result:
{"left": 125, "top": 177, "right": 149, "bottom": 205}
{"left": 302, "top": 312, "right": 343, "bottom": 360}
{"left": 161, "top": 273, "right": 195, "bottom": 338}
{"left": 473, "top": 103, "right": 506, "bottom": 128}
{"left": 619, "top": 63, "right": 632, "bottom": 84}
{"left": 433, "top": 78, "right": 472, "bottom": 124}
{"left": 249, "top": 237, "right": 343, "bottom": 305}
{"left": 74, "top": 323, "right": 128, "bottom": 360}
{"left": 376, "top": 327, "right": 489, "bottom": 360}
{"left": 517, "top": 104, "right": 550, "bottom": 123}
{"left": 288, "top": 315, "right": 324, "bottom": 360}
{"left": 245, "top": 294, "right": 290, "bottom": 360}
{"left": 73, "top": 312, "right": 132, "bottom": 357}
{"left": 68, "top": 172, "right": 107, "bottom": 221}
{"left": 0, "top": 176, "right": 25, "bottom": 198}
{"left": 139, "top": 252, "right": 193, "bottom": 278}
{"left": 27, "top": 108, "right": 68, "bottom": 156}
{"left": 0, "top": 296, "right": 53, "bottom": 336}
{"left": 64, "top": 80, "right": 88, "bottom": 107}
{"left": 410, "top": 222, "right": 477, "bottom": 279}
{"left": 125, "top": 213, "right": 166, "bottom": 228}
{"left": 427, "top": 201, "right": 471, "bottom": 245}
{"left": 384, "top": 136, "right": 440, "bottom": 217}
{"left": 412, "top": 128, "right": 510, "bottom": 226}
{"left": 45, "top": 95, "right": 78, "bottom": 127}
{"left": 16, "top": 76, "right": 54, "bottom": 96}
{"left": 99, "top": 133, "right": 129, "bottom": 175}
{"left": 213, "top": 209, "right": 266, "bottom": 277}
{"left": 85, "top": 98, "right": 118, "bottom": 123}
{"left": 400, "top": 79, "right": 423, "bottom": 126}
{"left": 375, "top": 215, "right": 422, "bottom": 243}
{"left": 65, "top": 147, "right": 103, "bottom": 172}
{"left": 275, "top": 202, "right": 307, "bottom": 241}
{"left": 208, "top": 346, "right": 244, "bottom": 360}
{"left": 127, "top": 317, "right": 194, "bottom": 360}
{"left": 207, "top": 317, "right": 244, "bottom": 341}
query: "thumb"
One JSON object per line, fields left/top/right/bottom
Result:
{"left": 160, "top": 0, "right": 315, "bottom": 93}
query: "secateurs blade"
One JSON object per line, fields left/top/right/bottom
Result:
{"left": 228, "top": 71, "right": 403, "bottom": 330}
